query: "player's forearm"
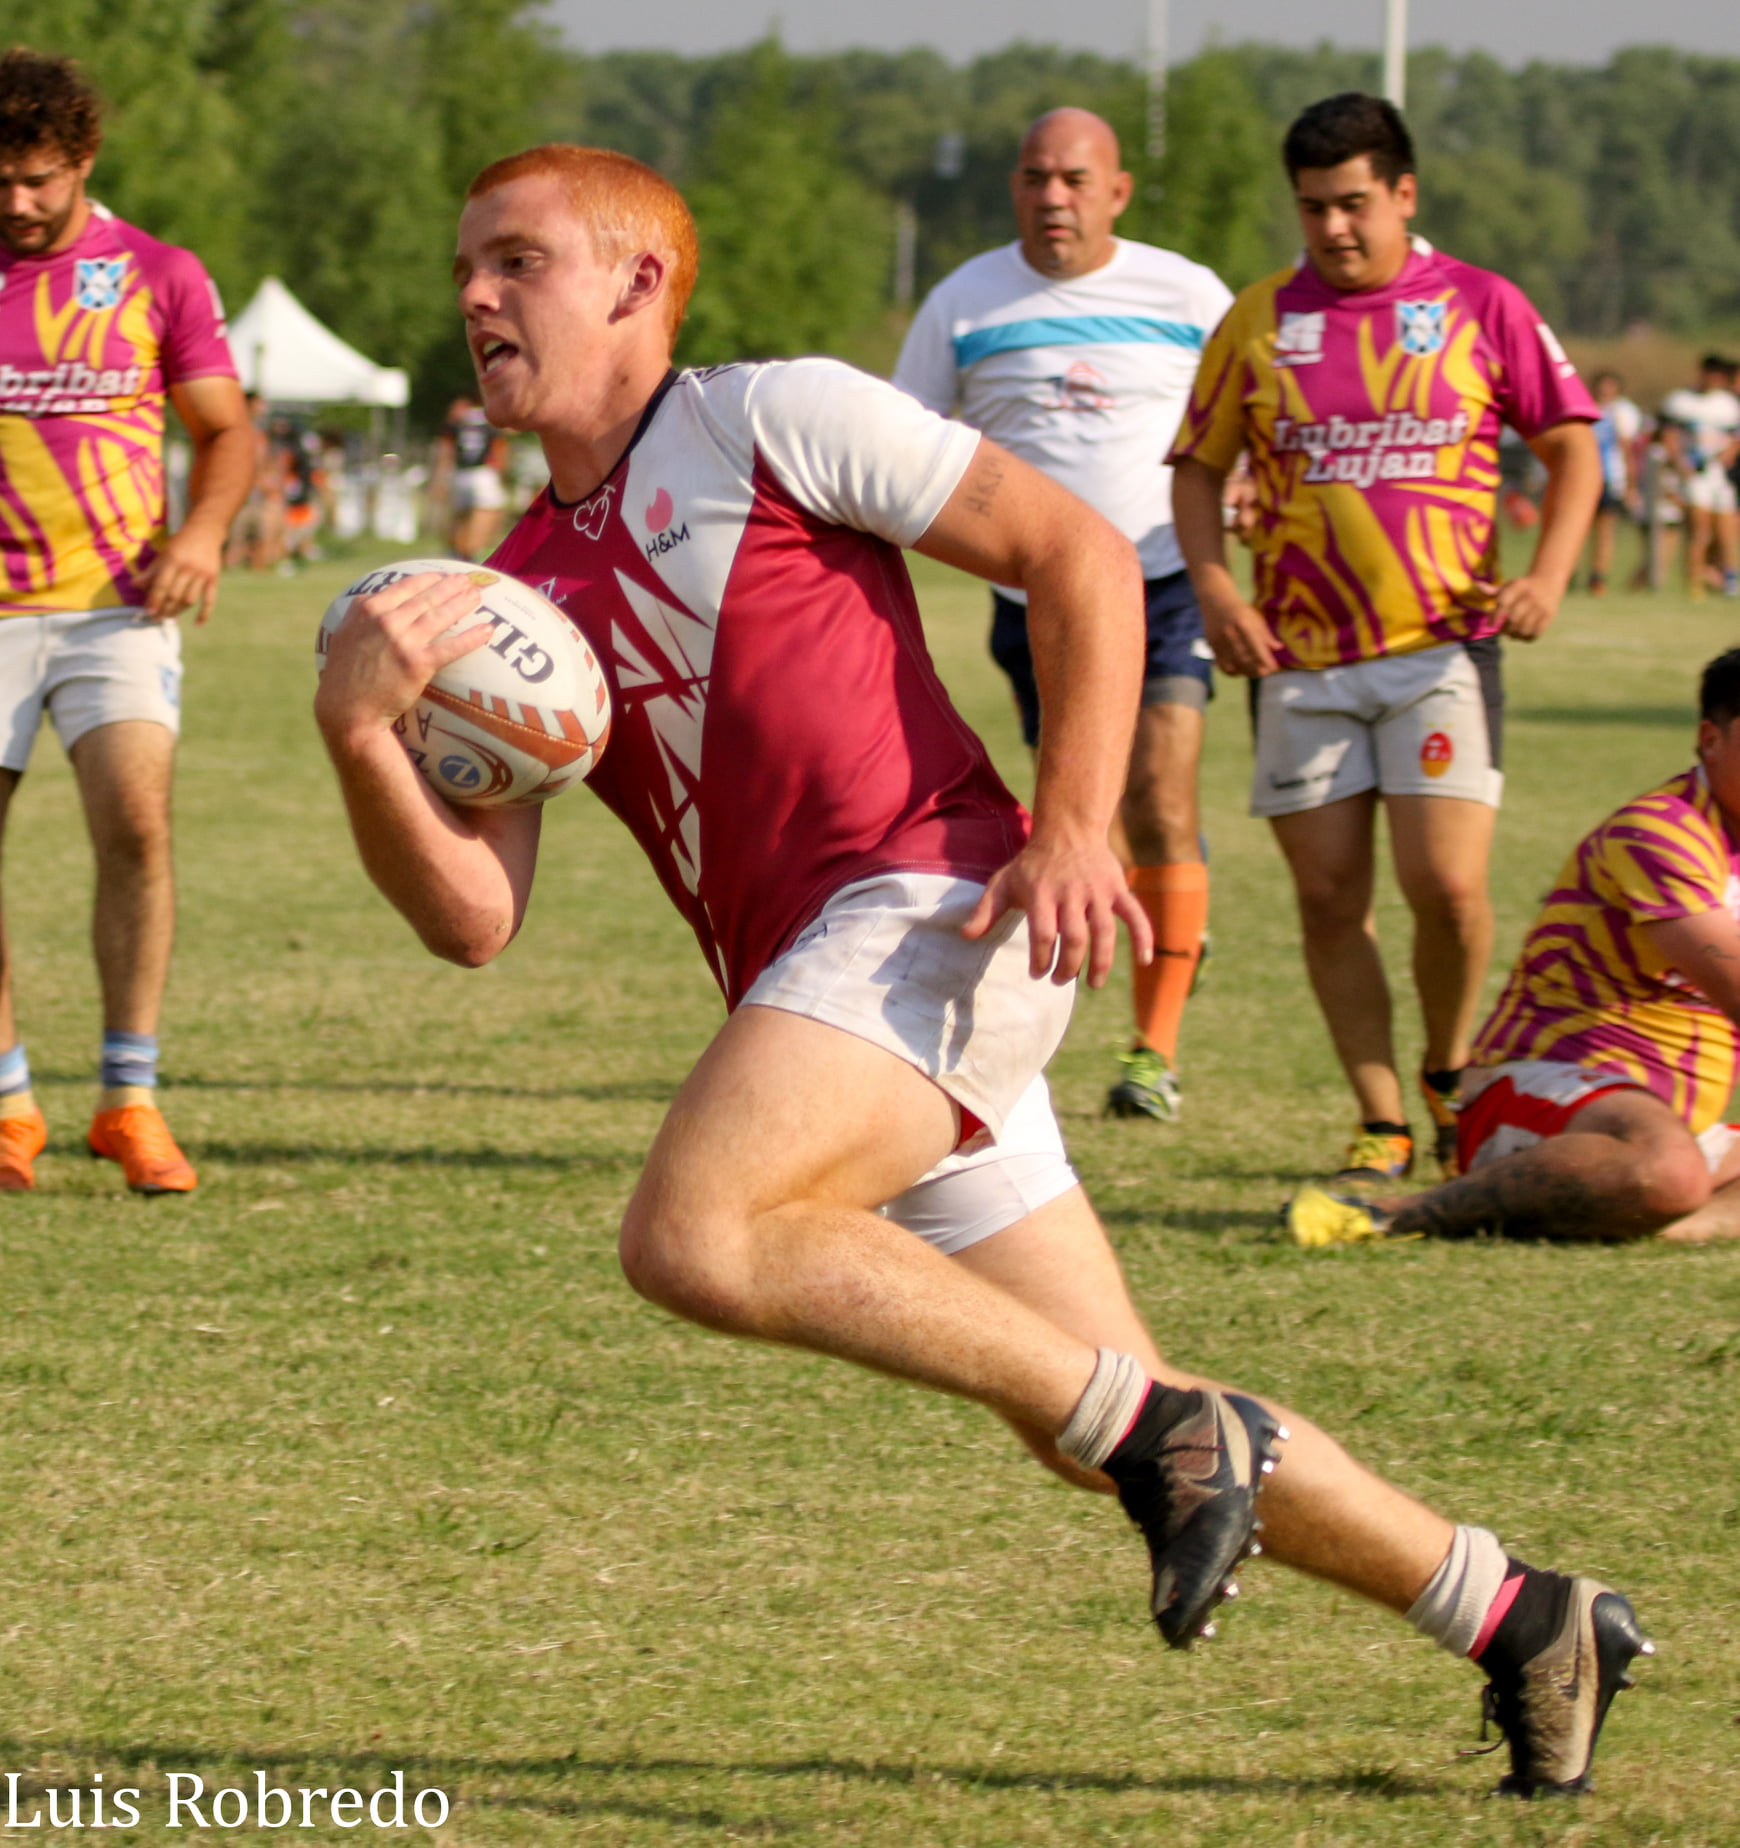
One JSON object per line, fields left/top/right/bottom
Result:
{"left": 318, "top": 723, "right": 532, "bottom": 966}
{"left": 1527, "top": 423, "right": 1602, "bottom": 593}
{"left": 1022, "top": 532, "right": 1145, "bottom": 840}
{"left": 183, "top": 420, "right": 256, "bottom": 538}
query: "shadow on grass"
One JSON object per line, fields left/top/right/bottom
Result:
{"left": 34, "top": 1071, "right": 677, "bottom": 1106}
{"left": 1510, "top": 704, "right": 1691, "bottom": 728}
{"left": 0, "top": 1740, "right": 1448, "bottom": 1824}
{"left": 44, "top": 1137, "right": 640, "bottom": 1173}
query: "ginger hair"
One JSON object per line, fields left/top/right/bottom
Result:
{"left": 467, "top": 145, "right": 698, "bottom": 350}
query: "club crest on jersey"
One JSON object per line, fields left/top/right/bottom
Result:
{"left": 1396, "top": 299, "right": 1447, "bottom": 357}
{"left": 75, "top": 257, "right": 128, "bottom": 312}
{"left": 570, "top": 481, "right": 616, "bottom": 542}
{"left": 1273, "top": 311, "right": 1325, "bottom": 367}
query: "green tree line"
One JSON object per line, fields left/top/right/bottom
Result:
{"left": 18, "top": 2, "right": 1740, "bottom": 420}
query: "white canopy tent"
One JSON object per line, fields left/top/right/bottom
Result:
{"left": 227, "top": 276, "right": 410, "bottom": 409}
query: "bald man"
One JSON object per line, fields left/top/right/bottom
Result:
{"left": 896, "top": 109, "right": 1233, "bottom": 1125}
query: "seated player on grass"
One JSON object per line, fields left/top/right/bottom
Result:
{"left": 314, "top": 144, "right": 1650, "bottom": 1796}
{"left": 1291, "top": 648, "right": 1740, "bottom": 1247}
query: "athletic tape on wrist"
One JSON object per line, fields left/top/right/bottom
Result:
{"left": 1057, "top": 1348, "right": 1149, "bottom": 1471}
{"left": 1405, "top": 1523, "right": 1509, "bottom": 1658}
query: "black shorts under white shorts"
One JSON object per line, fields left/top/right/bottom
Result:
{"left": 989, "top": 568, "right": 1212, "bottom": 750}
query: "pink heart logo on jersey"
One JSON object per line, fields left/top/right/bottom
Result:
{"left": 646, "top": 488, "right": 674, "bottom": 533}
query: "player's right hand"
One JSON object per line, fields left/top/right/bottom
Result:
{"left": 1201, "top": 594, "right": 1278, "bottom": 678}
{"left": 313, "top": 572, "right": 492, "bottom": 744}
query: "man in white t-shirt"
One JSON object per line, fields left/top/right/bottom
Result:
{"left": 895, "top": 109, "right": 1233, "bottom": 1124}
{"left": 1661, "top": 355, "right": 1740, "bottom": 599}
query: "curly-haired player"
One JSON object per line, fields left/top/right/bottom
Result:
{"left": 0, "top": 50, "right": 252, "bottom": 1191}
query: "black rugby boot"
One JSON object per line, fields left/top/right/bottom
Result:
{"left": 1101, "top": 1383, "right": 1286, "bottom": 1649}
{"left": 1475, "top": 1568, "right": 1654, "bottom": 1796}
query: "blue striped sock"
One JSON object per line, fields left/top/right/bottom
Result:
{"left": 0, "top": 1043, "right": 28, "bottom": 1096}
{"left": 101, "top": 1032, "right": 158, "bottom": 1091}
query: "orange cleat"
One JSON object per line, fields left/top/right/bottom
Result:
{"left": 0, "top": 1104, "right": 47, "bottom": 1191}
{"left": 88, "top": 1103, "right": 197, "bottom": 1194}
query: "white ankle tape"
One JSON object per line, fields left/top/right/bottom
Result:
{"left": 1406, "top": 1524, "right": 1509, "bottom": 1657}
{"left": 1057, "top": 1348, "right": 1149, "bottom": 1471}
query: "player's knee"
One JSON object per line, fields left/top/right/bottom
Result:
{"left": 92, "top": 806, "right": 171, "bottom": 871}
{"left": 1408, "top": 870, "right": 1489, "bottom": 937}
{"left": 1292, "top": 872, "right": 1367, "bottom": 931}
{"left": 1634, "top": 1146, "right": 1712, "bottom": 1223}
{"left": 617, "top": 1196, "right": 745, "bottom": 1320}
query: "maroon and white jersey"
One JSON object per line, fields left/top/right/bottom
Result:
{"left": 489, "top": 360, "right": 1030, "bottom": 1005}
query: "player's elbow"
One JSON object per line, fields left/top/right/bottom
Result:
{"left": 418, "top": 909, "right": 516, "bottom": 968}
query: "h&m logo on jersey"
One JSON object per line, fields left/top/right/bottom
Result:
{"left": 643, "top": 487, "right": 690, "bottom": 560}
{"left": 74, "top": 257, "right": 128, "bottom": 312}
{"left": 1273, "top": 311, "right": 1325, "bottom": 367}
{"left": 1396, "top": 299, "right": 1447, "bottom": 357}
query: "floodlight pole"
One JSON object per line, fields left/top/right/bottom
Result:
{"left": 1146, "top": 0, "right": 1168, "bottom": 199}
{"left": 1383, "top": 0, "right": 1408, "bottom": 109}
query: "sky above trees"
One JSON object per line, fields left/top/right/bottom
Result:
{"left": 552, "top": 0, "right": 1740, "bottom": 66}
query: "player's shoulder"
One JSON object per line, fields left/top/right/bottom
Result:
{"left": 1215, "top": 264, "right": 1298, "bottom": 336}
{"left": 1598, "top": 769, "right": 1723, "bottom": 852}
{"left": 1415, "top": 243, "right": 1532, "bottom": 321}
{"left": 914, "top": 242, "right": 1034, "bottom": 316}
{"left": 1111, "top": 238, "right": 1235, "bottom": 312}
{"left": 99, "top": 209, "right": 212, "bottom": 287}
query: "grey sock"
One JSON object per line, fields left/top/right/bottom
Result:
{"left": 1406, "top": 1524, "right": 1509, "bottom": 1657}
{"left": 1057, "top": 1348, "right": 1149, "bottom": 1471}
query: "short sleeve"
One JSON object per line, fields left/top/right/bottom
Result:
{"left": 1481, "top": 277, "right": 1595, "bottom": 439}
{"left": 1587, "top": 799, "right": 1732, "bottom": 924}
{"left": 745, "top": 359, "right": 980, "bottom": 546}
{"left": 156, "top": 247, "right": 237, "bottom": 385}
{"left": 1167, "top": 301, "right": 1248, "bottom": 472}
{"left": 891, "top": 289, "right": 959, "bottom": 417}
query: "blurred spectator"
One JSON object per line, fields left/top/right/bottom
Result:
{"left": 1584, "top": 370, "right": 1642, "bottom": 595}
{"left": 225, "top": 394, "right": 285, "bottom": 571}
{"left": 437, "top": 395, "right": 509, "bottom": 560}
{"left": 1660, "top": 354, "right": 1740, "bottom": 599}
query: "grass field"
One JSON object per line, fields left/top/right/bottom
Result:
{"left": 0, "top": 538, "right": 1736, "bottom": 1845}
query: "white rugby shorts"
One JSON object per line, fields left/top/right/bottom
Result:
{"left": 0, "top": 608, "right": 182, "bottom": 771}
{"left": 451, "top": 465, "right": 507, "bottom": 514}
{"left": 1685, "top": 465, "right": 1739, "bottom": 516}
{"left": 1250, "top": 639, "right": 1502, "bottom": 818}
{"left": 740, "top": 871, "right": 1080, "bottom": 1254}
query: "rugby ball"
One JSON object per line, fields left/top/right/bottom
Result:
{"left": 317, "top": 559, "right": 611, "bottom": 808}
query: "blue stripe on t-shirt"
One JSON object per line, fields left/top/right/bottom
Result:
{"left": 952, "top": 315, "right": 1206, "bottom": 367}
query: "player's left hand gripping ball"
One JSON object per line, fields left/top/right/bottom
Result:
{"left": 318, "top": 559, "right": 611, "bottom": 806}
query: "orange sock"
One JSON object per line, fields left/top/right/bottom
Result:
{"left": 1128, "top": 863, "right": 1209, "bottom": 1064}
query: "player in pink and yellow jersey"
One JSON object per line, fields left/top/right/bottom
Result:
{"left": 1290, "top": 648, "right": 1740, "bottom": 1247}
{"left": 0, "top": 51, "right": 252, "bottom": 1192}
{"left": 1170, "top": 93, "right": 1601, "bottom": 1185}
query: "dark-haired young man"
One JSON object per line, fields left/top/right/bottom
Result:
{"left": 0, "top": 49, "right": 251, "bottom": 1191}
{"left": 1170, "top": 92, "right": 1601, "bottom": 1185}
{"left": 1660, "top": 354, "right": 1740, "bottom": 600}
{"left": 1291, "top": 648, "right": 1740, "bottom": 1247}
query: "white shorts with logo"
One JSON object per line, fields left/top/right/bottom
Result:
{"left": 0, "top": 608, "right": 182, "bottom": 771}
{"left": 451, "top": 465, "right": 507, "bottom": 514}
{"left": 740, "top": 872, "right": 1080, "bottom": 1255}
{"left": 1250, "top": 639, "right": 1503, "bottom": 818}
{"left": 1685, "top": 464, "right": 1739, "bottom": 516}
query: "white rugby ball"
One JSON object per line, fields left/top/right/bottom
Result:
{"left": 317, "top": 558, "right": 611, "bottom": 808}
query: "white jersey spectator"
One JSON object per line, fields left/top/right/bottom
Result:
{"left": 895, "top": 237, "right": 1232, "bottom": 592}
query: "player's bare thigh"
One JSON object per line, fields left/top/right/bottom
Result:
{"left": 1383, "top": 792, "right": 1494, "bottom": 908}
{"left": 621, "top": 1002, "right": 959, "bottom": 1271}
{"left": 69, "top": 720, "right": 175, "bottom": 854}
{"left": 1122, "top": 703, "right": 1204, "bottom": 865}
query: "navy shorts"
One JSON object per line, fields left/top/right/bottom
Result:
{"left": 989, "top": 568, "right": 1213, "bottom": 749}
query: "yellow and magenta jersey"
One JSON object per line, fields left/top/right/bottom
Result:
{"left": 1471, "top": 767, "right": 1740, "bottom": 1133}
{"left": 1169, "top": 238, "right": 1595, "bottom": 670}
{"left": 0, "top": 204, "right": 236, "bottom": 615}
